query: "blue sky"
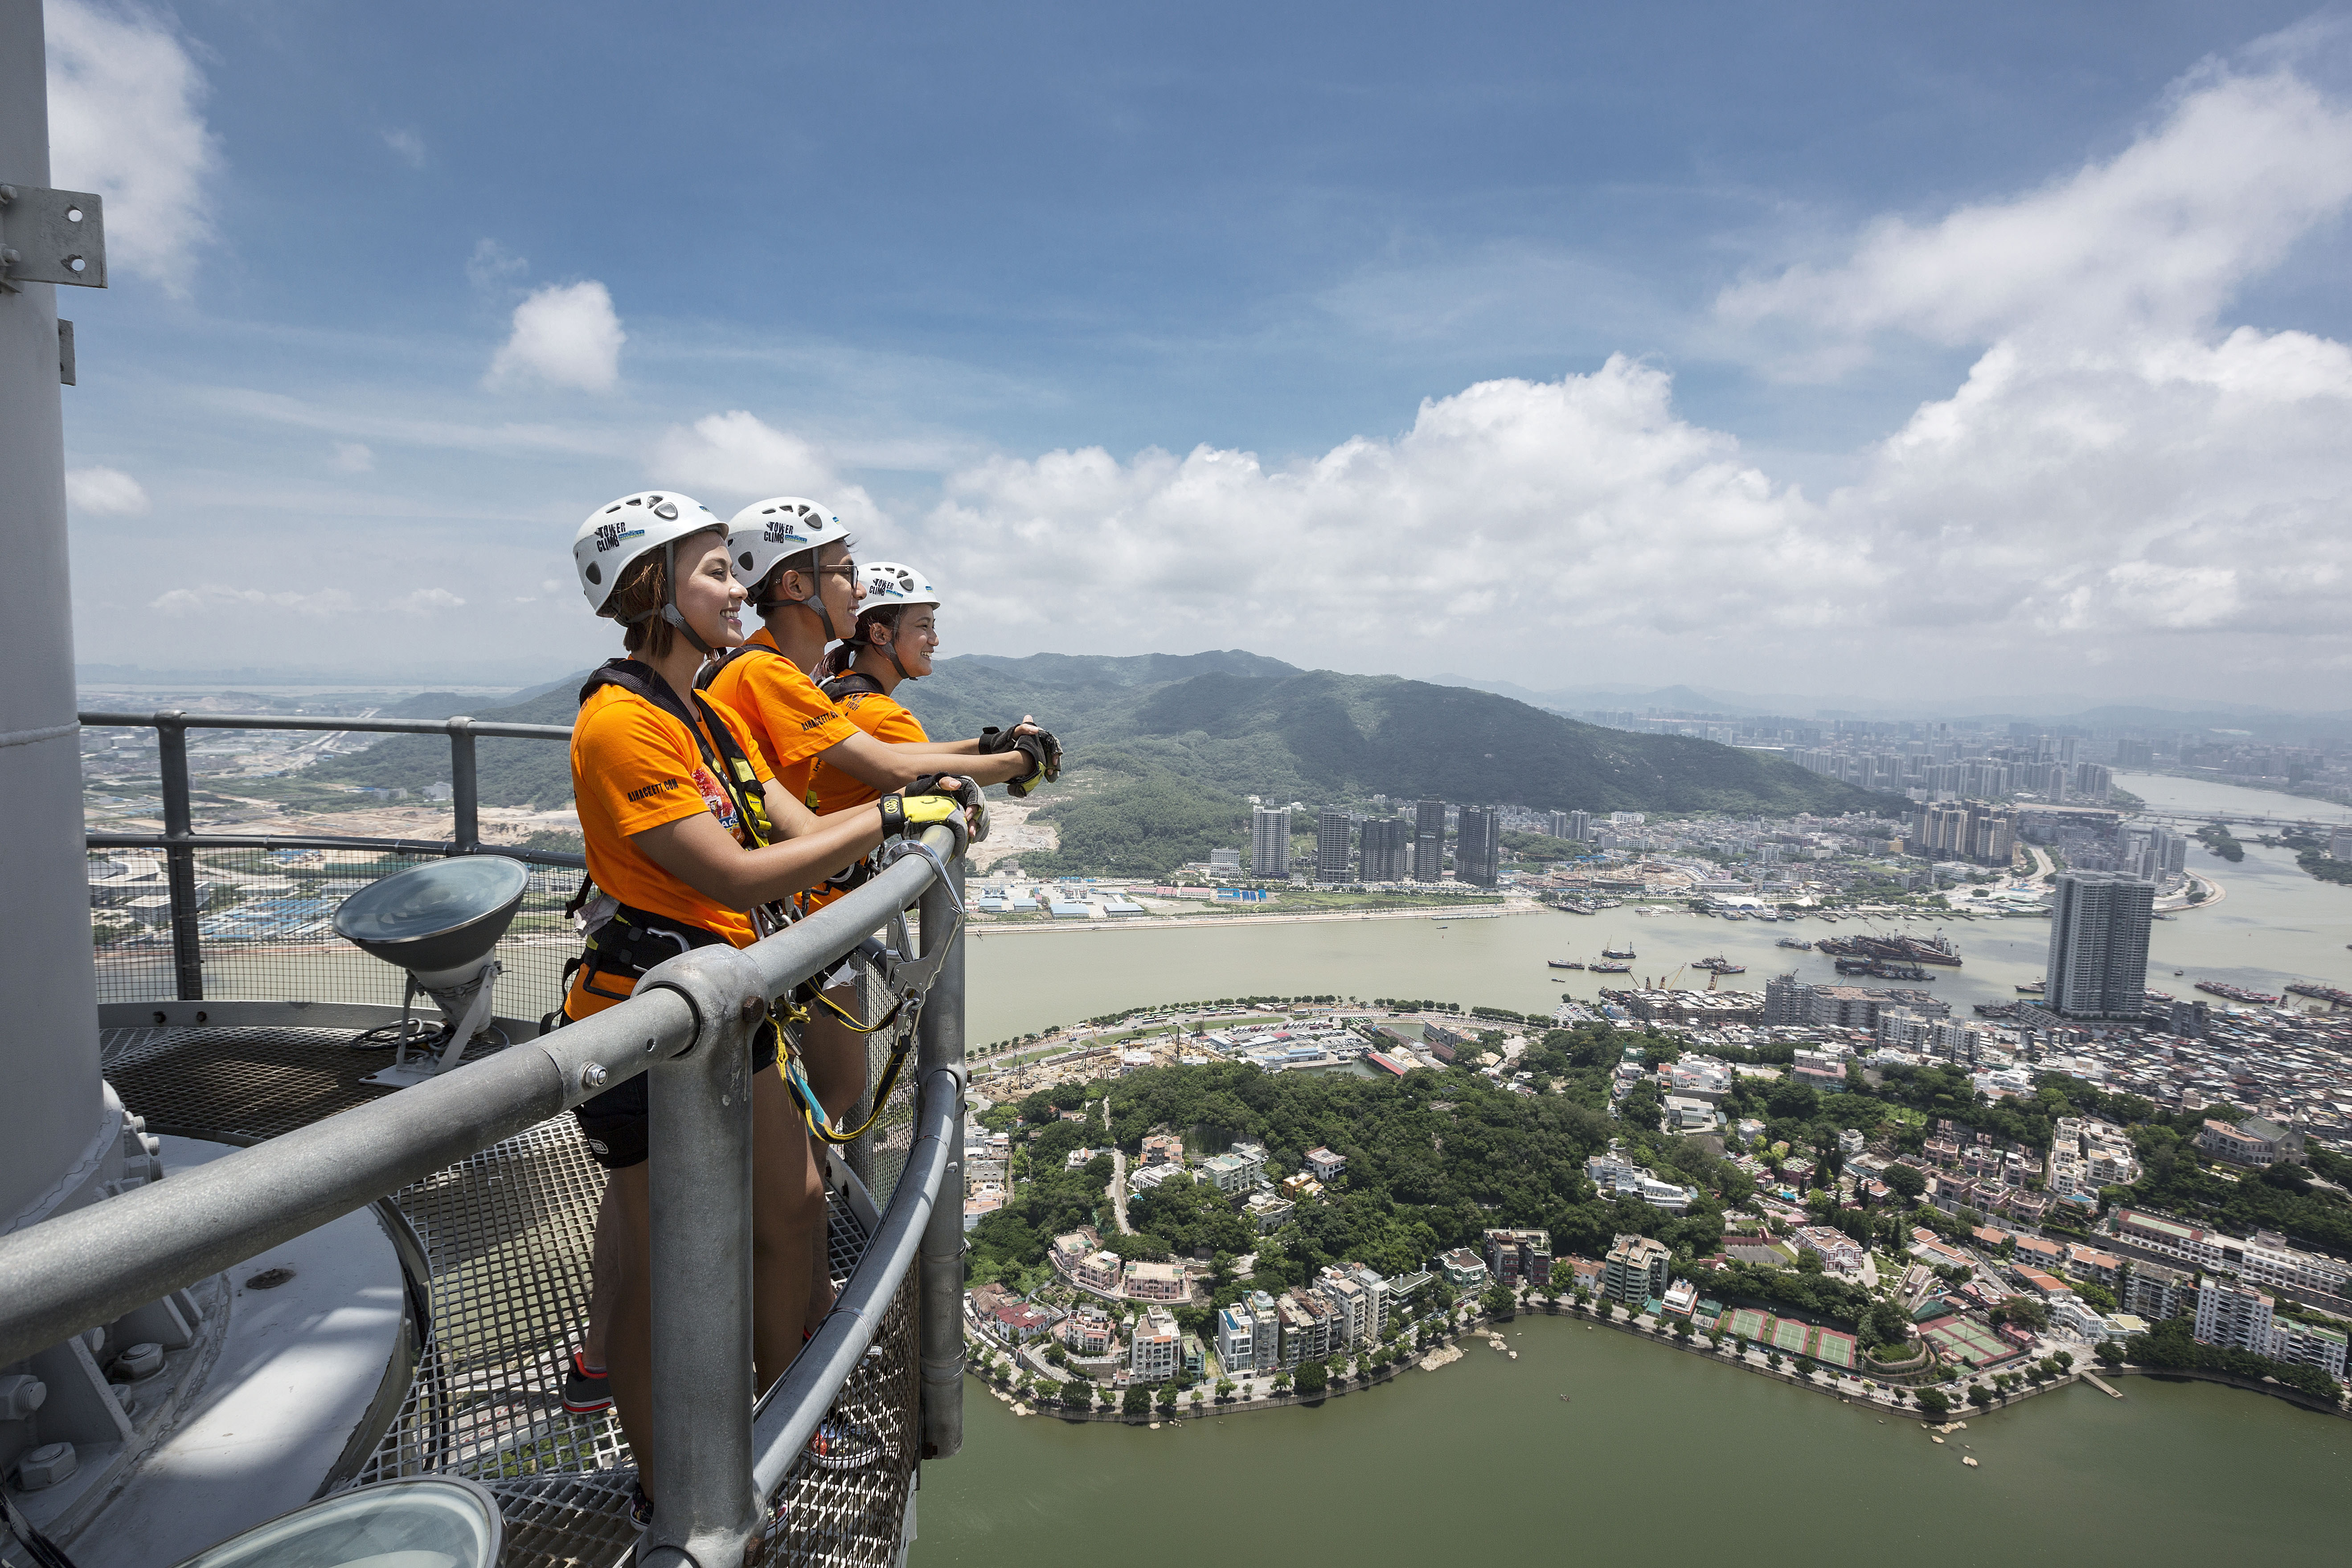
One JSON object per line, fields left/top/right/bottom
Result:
{"left": 50, "top": 1, "right": 2352, "bottom": 703}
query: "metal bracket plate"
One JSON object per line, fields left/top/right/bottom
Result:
{"left": 0, "top": 184, "right": 107, "bottom": 290}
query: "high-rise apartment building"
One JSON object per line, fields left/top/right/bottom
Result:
{"left": 1250, "top": 806, "right": 1292, "bottom": 878}
{"left": 1315, "top": 807, "right": 1353, "bottom": 882}
{"left": 1359, "top": 816, "right": 1409, "bottom": 881}
{"left": 1566, "top": 809, "right": 1591, "bottom": 843}
{"left": 1909, "top": 800, "right": 2016, "bottom": 866}
{"left": 2046, "top": 870, "right": 2155, "bottom": 1020}
{"left": 1455, "top": 805, "right": 1501, "bottom": 887}
{"left": 1412, "top": 799, "right": 1447, "bottom": 882}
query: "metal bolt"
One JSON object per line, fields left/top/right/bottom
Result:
{"left": 581, "top": 1063, "right": 608, "bottom": 1090}
{"left": 740, "top": 996, "right": 766, "bottom": 1020}
{"left": 0, "top": 1375, "right": 45, "bottom": 1421}
{"left": 114, "top": 1342, "right": 164, "bottom": 1380}
{"left": 19, "top": 1442, "right": 77, "bottom": 1490}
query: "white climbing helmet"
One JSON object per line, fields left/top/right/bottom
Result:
{"left": 726, "top": 497, "right": 853, "bottom": 604}
{"left": 572, "top": 491, "right": 724, "bottom": 615}
{"left": 855, "top": 561, "right": 942, "bottom": 614}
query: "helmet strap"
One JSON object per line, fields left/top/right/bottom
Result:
{"left": 659, "top": 538, "right": 717, "bottom": 657}
{"left": 868, "top": 621, "right": 914, "bottom": 683}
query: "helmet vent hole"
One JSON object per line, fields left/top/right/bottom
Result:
{"left": 585, "top": 563, "right": 602, "bottom": 584}
{"left": 654, "top": 501, "right": 678, "bottom": 520}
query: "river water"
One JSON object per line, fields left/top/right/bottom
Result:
{"left": 917, "top": 1314, "right": 2349, "bottom": 1565}
{"left": 930, "top": 773, "right": 2352, "bottom": 1557}
{"left": 965, "top": 772, "right": 2352, "bottom": 1045}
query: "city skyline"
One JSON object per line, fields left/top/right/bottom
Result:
{"left": 41, "top": 2, "right": 2352, "bottom": 703}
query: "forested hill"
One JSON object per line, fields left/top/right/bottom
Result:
{"left": 300, "top": 651, "right": 1896, "bottom": 835}
{"left": 901, "top": 655, "right": 1889, "bottom": 816}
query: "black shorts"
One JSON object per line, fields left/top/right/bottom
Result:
{"left": 574, "top": 1025, "right": 780, "bottom": 1171}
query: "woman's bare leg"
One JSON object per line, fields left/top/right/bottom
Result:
{"left": 599, "top": 1164, "right": 655, "bottom": 1486}
{"left": 752, "top": 1067, "right": 824, "bottom": 1393}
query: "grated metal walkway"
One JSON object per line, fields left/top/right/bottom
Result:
{"left": 101, "top": 1021, "right": 922, "bottom": 1568}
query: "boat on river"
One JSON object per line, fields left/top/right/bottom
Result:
{"left": 1548, "top": 959, "right": 1585, "bottom": 970}
{"left": 1589, "top": 959, "right": 1632, "bottom": 974}
{"left": 2196, "top": 980, "right": 2282, "bottom": 1006}
{"left": 1776, "top": 937, "right": 1813, "bottom": 951}
{"left": 1602, "top": 942, "right": 1636, "bottom": 960}
{"left": 1694, "top": 955, "right": 1746, "bottom": 974}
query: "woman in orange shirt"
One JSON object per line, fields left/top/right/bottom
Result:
{"left": 806, "top": 562, "right": 1003, "bottom": 818}
{"left": 559, "top": 491, "right": 968, "bottom": 1519}
{"left": 702, "top": 501, "right": 1055, "bottom": 1121}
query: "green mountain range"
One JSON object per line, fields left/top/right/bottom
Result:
{"left": 303, "top": 651, "right": 1893, "bottom": 875}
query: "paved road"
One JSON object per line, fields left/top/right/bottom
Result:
{"left": 1101, "top": 1097, "right": 1135, "bottom": 1235}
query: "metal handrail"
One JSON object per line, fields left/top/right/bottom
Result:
{"left": 18, "top": 815, "right": 968, "bottom": 1566}
{"left": 80, "top": 707, "right": 580, "bottom": 995}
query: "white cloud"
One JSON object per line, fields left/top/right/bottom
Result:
{"left": 393, "top": 587, "right": 466, "bottom": 614}
{"left": 151, "top": 585, "right": 357, "bottom": 618}
{"left": 329, "top": 441, "right": 375, "bottom": 473}
{"left": 485, "top": 281, "right": 625, "bottom": 392}
{"left": 1719, "top": 66, "right": 2352, "bottom": 359}
{"left": 65, "top": 465, "right": 150, "bottom": 514}
{"left": 382, "top": 127, "right": 426, "bottom": 168}
{"left": 650, "top": 410, "right": 887, "bottom": 527}
{"left": 467, "top": 238, "right": 529, "bottom": 293}
{"left": 921, "top": 358, "right": 1871, "bottom": 656}
{"left": 46, "top": 0, "right": 221, "bottom": 291}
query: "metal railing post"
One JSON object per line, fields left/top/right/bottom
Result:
{"left": 155, "top": 709, "right": 204, "bottom": 1001}
{"left": 639, "top": 949, "right": 765, "bottom": 1568}
{"left": 915, "top": 854, "right": 967, "bottom": 1461}
{"left": 446, "top": 716, "right": 478, "bottom": 852}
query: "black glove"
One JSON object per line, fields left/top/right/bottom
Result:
{"left": 1004, "top": 730, "right": 1061, "bottom": 799}
{"left": 897, "top": 774, "right": 988, "bottom": 842}
{"left": 977, "top": 725, "right": 1020, "bottom": 754}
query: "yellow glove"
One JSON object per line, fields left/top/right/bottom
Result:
{"left": 879, "top": 791, "right": 962, "bottom": 838}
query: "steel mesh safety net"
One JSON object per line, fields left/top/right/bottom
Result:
{"left": 97, "top": 934, "right": 935, "bottom": 1568}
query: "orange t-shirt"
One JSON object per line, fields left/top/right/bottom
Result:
{"left": 699, "top": 629, "right": 860, "bottom": 807}
{"left": 565, "top": 681, "right": 774, "bottom": 1019}
{"left": 806, "top": 687, "right": 930, "bottom": 818}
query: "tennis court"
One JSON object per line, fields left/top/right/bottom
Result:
{"left": 1770, "top": 1317, "right": 1811, "bottom": 1354}
{"left": 1810, "top": 1327, "right": 1857, "bottom": 1368}
{"left": 1725, "top": 1307, "right": 1770, "bottom": 1341}
{"left": 1920, "top": 1314, "right": 2015, "bottom": 1366}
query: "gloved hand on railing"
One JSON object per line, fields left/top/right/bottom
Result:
{"left": 880, "top": 778, "right": 983, "bottom": 851}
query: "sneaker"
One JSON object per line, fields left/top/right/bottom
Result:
{"left": 628, "top": 1482, "right": 653, "bottom": 1531}
{"left": 561, "top": 1348, "right": 613, "bottom": 1414}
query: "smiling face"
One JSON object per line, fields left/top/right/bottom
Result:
{"left": 873, "top": 605, "right": 939, "bottom": 677}
{"left": 672, "top": 528, "right": 746, "bottom": 650}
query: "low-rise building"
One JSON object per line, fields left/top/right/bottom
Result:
{"left": 1072, "top": 1250, "right": 1123, "bottom": 1295}
{"left": 1792, "top": 1225, "right": 1864, "bottom": 1276}
{"left": 1602, "top": 1233, "right": 1672, "bottom": 1306}
{"left": 1140, "top": 1133, "right": 1187, "bottom": 1168}
{"left": 1436, "top": 1248, "right": 1487, "bottom": 1290}
{"left": 1201, "top": 1151, "right": 1262, "bottom": 1193}
{"left": 2196, "top": 1115, "right": 2304, "bottom": 1168}
{"left": 1277, "top": 1290, "right": 1339, "bottom": 1367}
{"left": 1131, "top": 1306, "right": 1180, "bottom": 1381}
{"left": 2064, "top": 1245, "right": 2124, "bottom": 1291}
{"left": 1304, "top": 1146, "right": 1348, "bottom": 1182}
{"left": 1215, "top": 1303, "right": 1258, "bottom": 1375}
{"left": 1242, "top": 1191, "right": 1295, "bottom": 1232}
{"left": 1483, "top": 1228, "right": 1553, "bottom": 1291}
{"left": 1123, "top": 1259, "right": 1188, "bottom": 1302}
{"left": 1061, "top": 1307, "right": 1113, "bottom": 1357}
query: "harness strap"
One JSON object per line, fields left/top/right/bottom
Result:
{"left": 820, "top": 670, "right": 887, "bottom": 701}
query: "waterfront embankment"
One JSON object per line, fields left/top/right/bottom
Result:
{"left": 920, "top": 1312, "right": 2352, "bottom": 1568}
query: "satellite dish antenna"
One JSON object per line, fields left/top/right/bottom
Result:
{"left": 333, "top": 856, "right": 531, "bottom": 1089}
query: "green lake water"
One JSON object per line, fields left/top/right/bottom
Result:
{"left": 933, "top": 770, "right": 2352, "bottom": 1559}
{"left": 916, "top": 1315, "right": 2350, "bottom": 1565}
